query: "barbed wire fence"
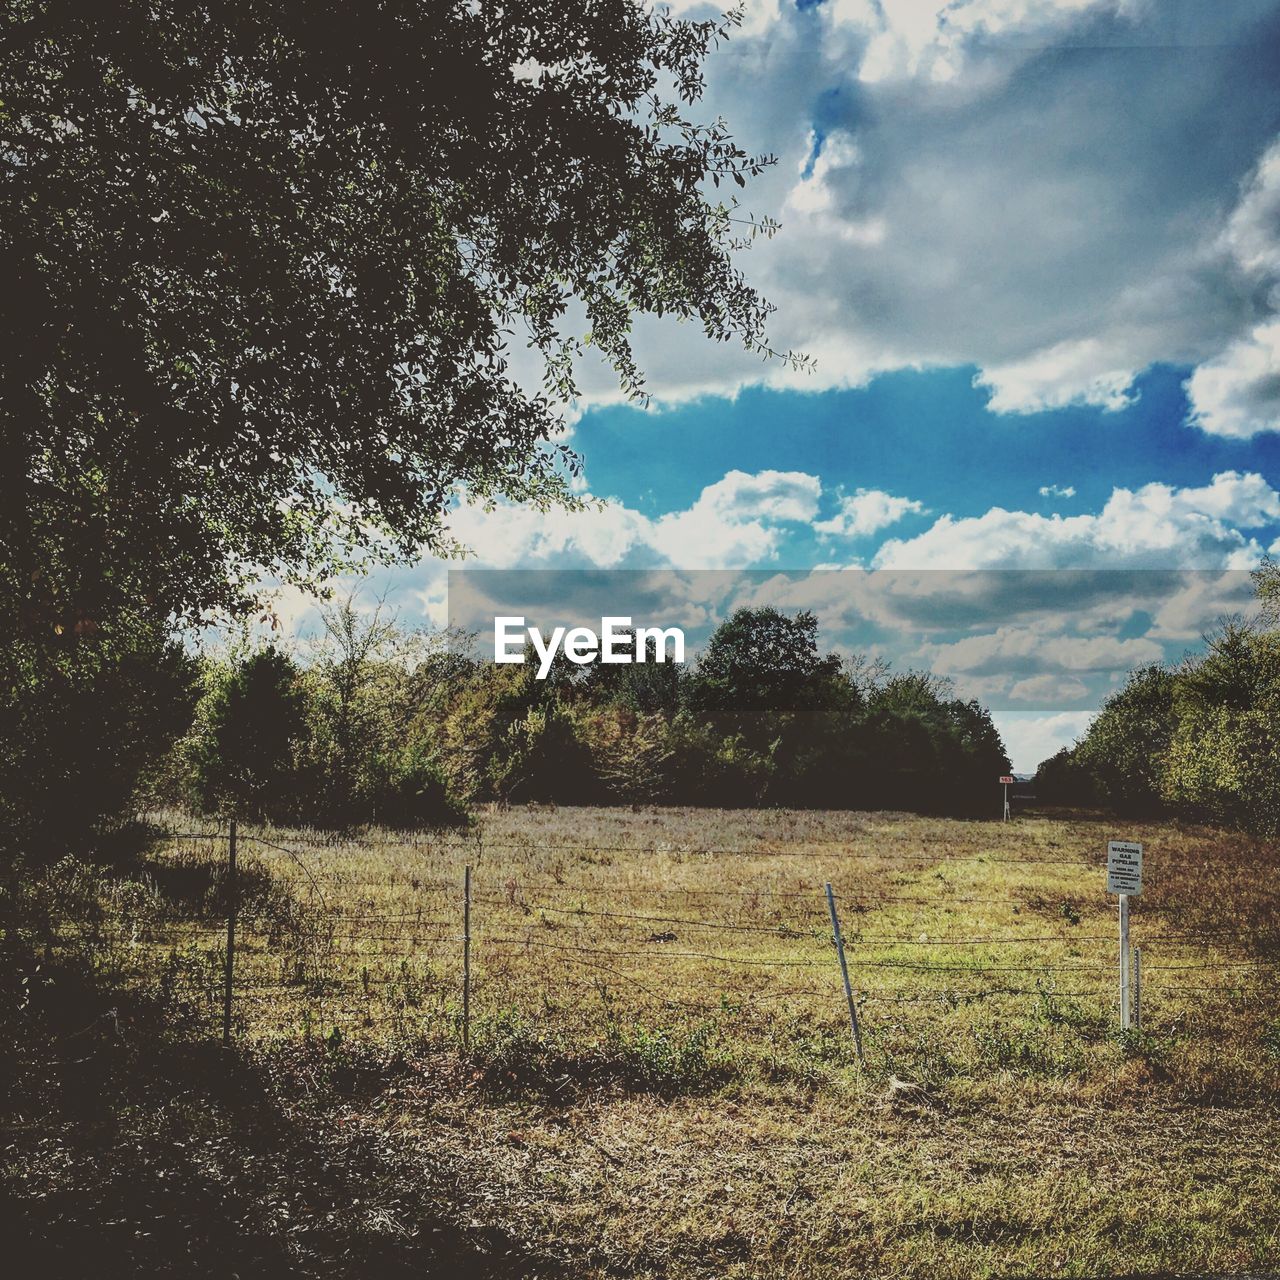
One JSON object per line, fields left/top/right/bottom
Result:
{"left": 43, "top": 820, "right": 1280, "bottom": 1058}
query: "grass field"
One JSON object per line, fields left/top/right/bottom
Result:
{"left": 44, "top": 806, "right": 1280, "bottom": 1276}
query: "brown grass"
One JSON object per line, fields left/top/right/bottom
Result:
{"left": 71, "top": 805, "right": 1280, "bottom": 1276}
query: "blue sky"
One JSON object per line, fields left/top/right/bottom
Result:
{"left": 575, "top": 367, "right": 1280, "bottom": 554}
{"left": 281, "top": 0, "right": 1280, "bottom": 772}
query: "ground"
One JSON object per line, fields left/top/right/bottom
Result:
{"left": 5, "top": 806, "right": 1280, "bottom": 1277}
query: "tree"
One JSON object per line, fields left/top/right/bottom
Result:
{"left": 583, "top": 708, "right": 673, "bottom": 805}
{"left": 190, "top": 647, "right": 308, "bottom": 821}
{"left": 1160, "top": 623, "right": 1280, "bottom": 834}
{"left": 1252, "top": 557, "right": 1280, "bottom": 628}
{"left": 1075, "top": 664, "right": 1175, "bottom": 815}
{"left": 687, "top": 608, "right": 841, "bottom": 746}
{"left": 302, "top": 592, "right": 403, "bottom": 821}
{"left": 1034, "top": 745, "right": 1099, "bottom": 807}
{"left": 0, "top": 616, "right": 199, "bottom": 859}
{"left": 2, "top": 2, "right": 794, "bottom": 854}
{"left": 1, "top": 1, "right": 791, "bottom": 630}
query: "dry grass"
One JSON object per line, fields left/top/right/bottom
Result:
{"left": 77, "top": 806, "right": 1280, "bottom": 1276}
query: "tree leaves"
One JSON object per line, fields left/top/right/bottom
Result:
{"left": 0, "top": 0, "right": 790, "bottom": 625}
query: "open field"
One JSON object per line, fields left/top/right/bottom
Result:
{"left": 18, "top": 806, "right": 1280, "bottom": 1277}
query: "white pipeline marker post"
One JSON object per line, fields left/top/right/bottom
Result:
{"left": 999, "top": 775, "right": 1014, "bottom": 822}
{"left": 1107, "top": 841, "right": 1142, "bottom": 1030}
{"left": 825, "top": 883, "right": 865, "bottom": 1064}
{"left": 1119, "top": 893, "right": 1131, "bottom": 1029}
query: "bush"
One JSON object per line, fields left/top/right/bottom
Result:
{"left": 0, "top": 619, "right": 199, "bottom": 867}
{"left": 366, "top": 743, "right": 469, "bottom": 830}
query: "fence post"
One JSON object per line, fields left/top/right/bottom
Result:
{"left": 825, "top": 883, "right": 864, "bottom": 1064}
{"left": 1133, "top": 946, "right": 1142, "bottom": 1030}
{"left": 462, "top": 863, "right": 472, "bottom": 1051}
{"left": 222, "top": 818, "right": 238, "bottom": 1047}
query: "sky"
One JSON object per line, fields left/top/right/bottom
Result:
{"left": 284, "top": 0, "right": 1280, "bottom": 772}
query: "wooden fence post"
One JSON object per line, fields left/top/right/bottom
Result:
{"left": 222, "top": 818, "right": 238, "bottom": 1047}
{"left": 825, "top": 883, "right": 864, "bottom": 1064}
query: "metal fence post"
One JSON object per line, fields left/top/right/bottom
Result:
{"left": 1133, "top": 946, "right": 1142, "bottom": 1030}
{"left": 222, "top": 818, "right": 238, "bottom": 1047}
{"left": 462, "top": 863, "right": 472, "bottom": 1051}
{"left": 825, "top": 883, "right": 864, "bottom": 1064}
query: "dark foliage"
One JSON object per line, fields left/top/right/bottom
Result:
{"left": 0, "top": 615, "right": 200, "bottom": 868}
{"left": 1, "top": 0, "right": 786, "bottom": 627}
{"left": 175, "top": 604, "right": 1010, "bottom": 819}
{"left": 1033, "top": 746, "right": 1100, "bottom": 808}
{"left": 189, "top": 646, "right": 308, "bottom": 821}
{"left": 0, "top": 942, "right": 564, "bottom": 1278}
{"left": 0, "top": 0, "right": 787, "bottom": 857}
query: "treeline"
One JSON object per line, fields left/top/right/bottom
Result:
{"left": 158, "top": 600, "right": 1011, "bottom": 826}
{"left": 1035, "top": 563, "right": 1280, "bottom": 836}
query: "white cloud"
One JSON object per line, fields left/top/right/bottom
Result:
{"left": 693, "top": 469, "right": 822, "bottom": 523}
{"left": 1218, "top": 135, "right": 1280, "bottom": 284}
{"left": 1039, "top": 483, "right": 1077, "bottom": 499}
{"left": 650, "top": 469, "right": 821, "bottom": 565}
{"left": 446, "top": 499, "right": 652, "bottom": 570}
{"left": 1008, "top": 673, "right": 1090, "bottom": 702}
{"left": 992, "top": 709, "right": 1097, "bottom": 774}
{"left": 441, "top": 469, "right": 821, "bottom": 575}
{"left": 839, "top": 0, "right": 1122, "bottom": 86}
{"left": 555, "top": 4, "right": 1280, "bottom": 424}
{"left": 976, "top": 338, "right": 1140, "bottom": 414}
{"left": 1146, "top": 572, "right": 1260, "bottom": 640}
{"left": 1185, "top": 321, "right": 1280, "bottom": 439}
{"left": 1180, "top": 138, "right": 1280, "bottom": 437}
{"left": 874, "top": 472, "right": 1280, "bottom": 569}
{"left": 815, "top": 488, "right": 926, "bottom": 538}
{"left": 785, "top": 129, "right": 862, "bottom": 218}
{"left": 919, "top": 624, "right": 1161, "bottom": 675}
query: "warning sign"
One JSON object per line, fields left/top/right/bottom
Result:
{"left": 1106, "top": 840, "right": 1142, "bottom": 896}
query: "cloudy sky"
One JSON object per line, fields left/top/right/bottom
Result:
{"left": 291, "top": 0, "right": 1280, "bottom": 770}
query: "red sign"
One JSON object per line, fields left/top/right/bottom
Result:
{"left": 999, "top": 775, "right": 1015, "bottom": 784}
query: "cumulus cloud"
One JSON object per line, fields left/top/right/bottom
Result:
{"left": 559, "top": 2, "right": 1280, "bottom": 422}
{"left": 874, "top": 472, "right": 1280, "bottom": 569}
{"left": 1217, "top": 135, "right": 1280, "bottom": 285}
{"left": 1008, "top": 673, "right": 1091, "bottom": 702}
{"left": 1180, "top": 137, "right": 1280, "bottom": 437}
{"left": 389, "top": 471, "right": 821, "bottom": 629}
{"left": 1185, "top": 321, "right": 1280, "bottom": 438}
{"left": 815, "top": 488, "right": 926, "bottom": 538}
{"left": 975, "top": 339, "right": 1139, "bottom": 414}
{"left": 695, "top": 469, "right": 822, "bottom": 522}
{"left": 441, "top": 469, "right": 820, "bottom": 575}
{"left": 992, "top": 709, "right": 1097, "bottom": 773}
{"left": 918, "top": 624, "right": 1161, "bottom": 676}
{"left": 1146, "top": 572, "right": 1260, "bottom": 640}
{"left": 1039, "top": 483, "right": 1077, "bottom": 499}
{"left": 650, "top": 470, "right": 821, "bottom": 564}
